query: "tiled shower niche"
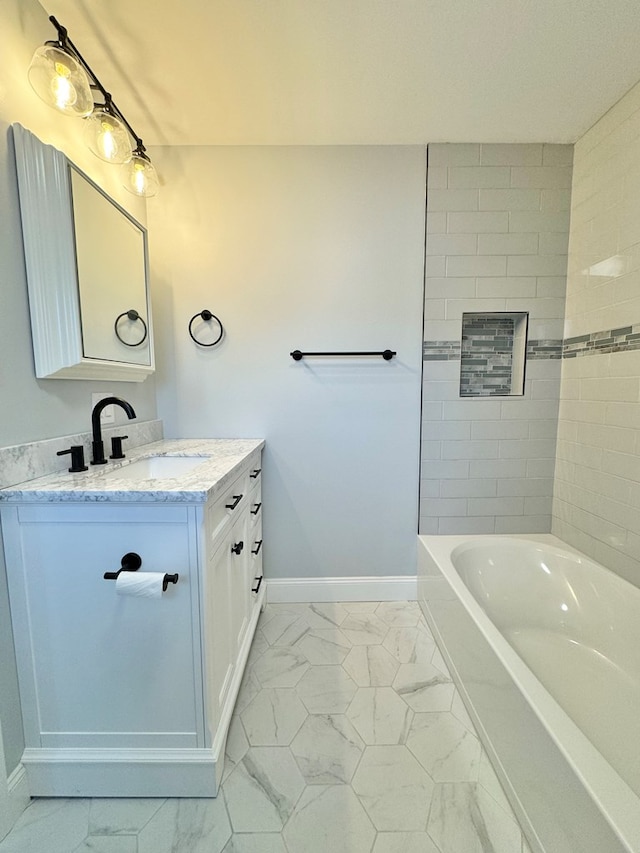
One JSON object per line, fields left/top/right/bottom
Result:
{"left": 459, "top": 312, "right": 528, "bottom": 397}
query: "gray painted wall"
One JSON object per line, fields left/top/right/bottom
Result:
{"left": 150, "top": 145, "right": 426, "bottom": 581}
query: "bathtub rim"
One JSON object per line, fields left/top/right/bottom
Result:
{"left": 418, "top": 532, "right": 640, "bottom": 853}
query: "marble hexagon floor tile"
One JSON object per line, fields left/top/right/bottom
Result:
{"left": 431, "top": 646, "right": 450, "bottom": 675}
{"left": 382, "top": 626, "right": 435, "bottom": 664}
{"left": 223, "top": 714, "right": 250, "bottom": 783}
{"left": 251, "top": 647, "right": 310, "bottom": 689}
{"left": 223, "top": 748, "right": 305, "bottom": 833}
{"left": 73, "top": 836, "right": 137, "bottom": 853}
{"left": 240, "top": 688, "right": 308, "bottom": 746}
{"left": 351, "top": 745, "right": 434, "bottom": 832}
{"left": 427, "top": 782, "right": 522, "bottom": 853}
{"left": 261, "top": 613, "right": 310, "bottom": 647}
{"left": 295, "top": 627, "right": 352, "bottom": 664}
{"left": 372, "top": 832, "right": 441, "bottom": 853}
{"left": 295, "top": 664, "right": 358, "bottom": 713}
{"left": 246, "top": 629, "right": 269, "bottom": 665}
{"left": 342, "top": 643, "right": 400, "bottom": 687}
{"left": 477, "top": 751, "right": 514, "bottom": 817}
{"left": 283, "top": 785, "right": 376, "bottom": 853}
{"left": 0, "top": 601, "right": 531, "bottom": 853}
{"left": 137, "top": 798, "right": 231, "bottom": 853}
{"left": 407, "top": 712, "right": 481, "bottom": 783}
{"left": 346, "top": 686, "right": 413, "bottom": 745}
{"left": 342, "top": 601, "right": 379, "bottom": 613}
{"left": 451, "top": 689, "right": 476, "bottom": 732}
{"left": 221, "top": 832, "right": 288, "bottom": 853}
{"left": 0, "top": 798, "right": 91, "bottom": 853}
{"left": 340, "top": 612, "right": 390, "bottom": 645}
{"left": 290, "top": 713, "right": 365, "bottom": 784}
{"left": 375, "top": 601, "right": 422, "bottom": 627}
{"left": 303, "top": 602, "right": 349, "bottom": 629}
{"left": 234, "top": 666, "right": 262, "bottom": 714}
{"left": 392, "top": 661, "right": 455, "bottom": 713}
{"left": 87, "top": 798, "right": 165, "bottom": 836}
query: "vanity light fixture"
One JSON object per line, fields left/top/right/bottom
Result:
{"left": 28, "top": 16, "right": 159, "bottom": 197}
{"left": 124, "top": 147, "right": 160, "bottom": 197}
{"left": 27, "top": 37, "right": 93, "bottom": 117}
{"left": 84, "top": 95, "right": 133, "bottom": 165}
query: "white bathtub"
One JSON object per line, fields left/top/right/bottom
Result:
{"left": 418, "top": 533, "right": 640, "bottom": 853}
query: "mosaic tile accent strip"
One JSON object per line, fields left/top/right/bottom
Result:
{"left": 424, "top": 339, "right": 562, "bottom": 362}
{"left": 423, "top": 341, "right": 461, "bottom": 360}
{"left": 459, "top": 316, "right": 515, "bottom": 397}
{"left": 526, "top": 339, "right": 563, "bottom": 359}
{"left": 424, "top": 327, "right": 638, "bottom": 369}
{"left": 563, "top": 324, "right": 640, "bottom": 357}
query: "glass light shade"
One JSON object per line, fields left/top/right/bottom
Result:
{"left": 84, "top": 108, "right": 133, "bottom": 164}
{"left": 28, "top": 44, "right": 93, "bottom": 117}
{"left": 122, "top": 153, "right": 159, "bottom": 197}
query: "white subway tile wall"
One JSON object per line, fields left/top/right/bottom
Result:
{"left": 420, "top": 142, "right": 572, "bottom": 535}
{"left": 552, "top": 80, "right": 640, "bottom": 584}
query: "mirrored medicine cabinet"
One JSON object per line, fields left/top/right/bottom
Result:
{"left": 12, "top": 123, "right": 154, "bottom": 381}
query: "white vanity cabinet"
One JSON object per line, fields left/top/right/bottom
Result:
{"left": 202, "top": 456, "right": 263, "bottom": 738}
{"left": 0, "top": 444, "right": 264, "bottom": 798}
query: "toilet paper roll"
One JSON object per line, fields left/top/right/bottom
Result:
{"left": 116, "top": 572, "right": 165, "bottom": 599}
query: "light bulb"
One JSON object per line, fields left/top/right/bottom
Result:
{"left": 51, "top": 62, "right": 75, "bottom": 109}
{"left": 122, "top": 153, "right": 159, "bottom": 197}
{"left": 85, "top": 108, "right": 132, "bottom": 164}
{"left": 28, "top": 44, "right": 93, "bottom": 117}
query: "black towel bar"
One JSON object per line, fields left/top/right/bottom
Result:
{"left": 290, "top": 349, "right": 395, "bottom": 361}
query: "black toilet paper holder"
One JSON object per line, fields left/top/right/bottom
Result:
{"left": 104, "top": 552, "right": 179, "bottom": 591}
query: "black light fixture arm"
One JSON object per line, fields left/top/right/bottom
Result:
{"left": 47, "top": 15, "right": 146, "bottom": 155}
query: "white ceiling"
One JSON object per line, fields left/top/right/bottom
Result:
{"left": 41, "top": 0, "right": 640, "bottom": 147}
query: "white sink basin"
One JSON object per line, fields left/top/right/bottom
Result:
{"left": 104, "top": 456, "right": 209, "bottom": 481}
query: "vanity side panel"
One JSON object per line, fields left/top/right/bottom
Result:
{"left": 5, "top": 503, "right": 201, "bottom": 749}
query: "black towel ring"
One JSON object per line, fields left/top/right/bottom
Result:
{"left": 189, "top": 310, "right": 224, "bottom": 347}
{"left": 114, "top": 309, "right": 148, "bottom": 347}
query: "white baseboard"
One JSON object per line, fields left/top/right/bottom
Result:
{"left": 266, "top": 575, "right": 417, "bottom": 603}
{"left": 21, "top": 749, "right": 219, "bottom": 797}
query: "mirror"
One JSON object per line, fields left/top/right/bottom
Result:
{"left": 12, "top": 124, "right": 154, "bottom": 381}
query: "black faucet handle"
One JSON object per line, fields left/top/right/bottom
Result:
{"left": 57, "top": 445, "right": 88, "bottom": 473}
{"left": 110, "top": 435, "right": 129, "bottom": 460}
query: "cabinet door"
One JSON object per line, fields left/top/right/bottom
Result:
{"left": 9, "top": 504, "right": 200, "bottom": 750}
{"left": 203, "top": 532, "right": 234, "bottom": 733}
{"left": 249, "top": 514, "right": 264, "bottom": 605}
{"left": 229, "top": 512, "right": 249, "bottom": 662}
{"left": 202, "top": 508, "right": 251, "bottom": 736}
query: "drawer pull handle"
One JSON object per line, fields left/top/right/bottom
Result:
{"left": 231, "top": 541, "right": 244, "bottom": 555}
{"left": 251, "top": 502, "right": 262, "bottom": 515}
{"left": 225, "top": 494, "right": 243, "bottom": 510}
{"left": 252, "top": 539, "right": 263, "bottom": 555}
{"left": 252, "top": 575, "right": 263, "bottom": 594}
{"left": 250, "top": 469, "right": 261, "bottom": 479}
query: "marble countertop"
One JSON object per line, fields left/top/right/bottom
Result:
{"left": 0, "top": 438, "right": 264, "bottom": 503}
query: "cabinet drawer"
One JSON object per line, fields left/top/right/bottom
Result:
{"left": 207, "top": 471, "right": 249, "bottom": 542}
{"left": 248, "top": 480, "right": 262, "bottom": 528}
{"left": 248, "top": 455, "right": 262, "bottom": 487}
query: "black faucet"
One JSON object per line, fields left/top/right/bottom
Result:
{"left": 91, "top": 397, "right": 137, "bottom": 465}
